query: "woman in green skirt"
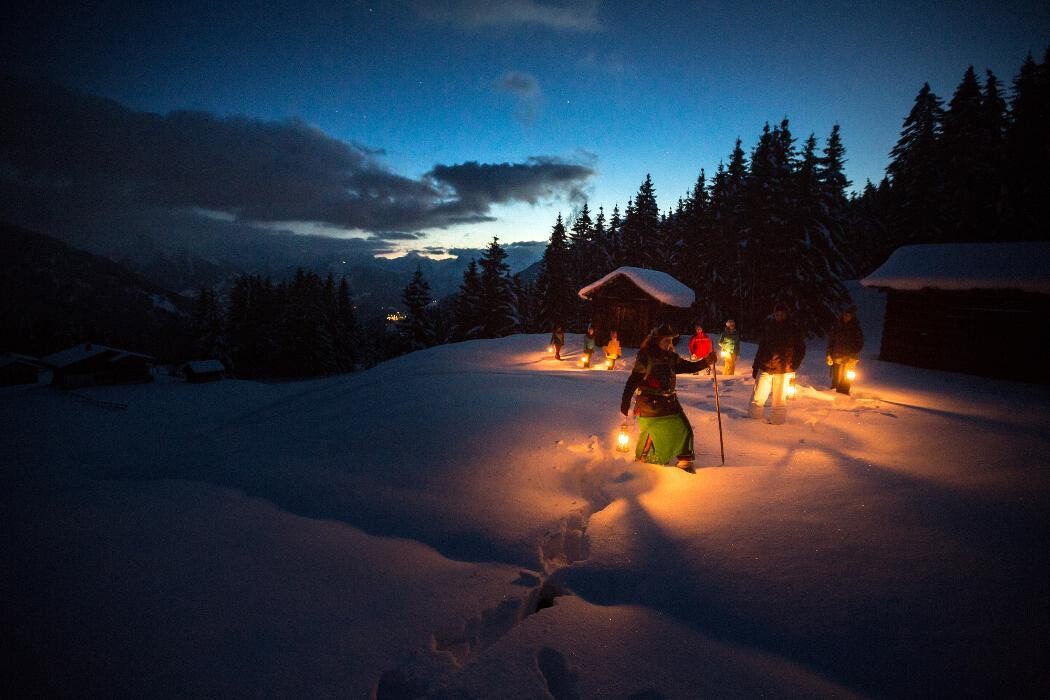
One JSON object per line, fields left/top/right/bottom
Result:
{"left": 620, "top": 324, "right": 717, "bottom": 469}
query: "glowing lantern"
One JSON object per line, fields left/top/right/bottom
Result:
{"left": 846, "top": 368, "right": 857, "bottom": 382}
{"left": 786, "top": 378, "right": 797, "bottom": 398}
{"left": 547, "top": 345, "right": 554, "bottom": 353}
{"left": 616, "top": 423, "right": 631, "bottom": 451}
{"left": 720, "top": 349, "right": 729, "bottom": 359}
{"left": 605, "top": 357, "right": 614, "bottom": 370}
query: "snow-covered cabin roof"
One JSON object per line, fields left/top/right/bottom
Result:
{"left": 42, "top": 343, "right": 154, "bottom": 369}
{"left": 578, "top": 267, "right": 695, "bottom": 308}
{"left": 0, "top": 353, "right": 43, "bottom": 369}
{"left": 185, "top": 359, "right": 226, "bottom": 374}
{"left": 861, "top": 243, "right": 1050, "bottom": 294}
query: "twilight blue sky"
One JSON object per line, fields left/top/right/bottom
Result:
{"left": 3, "top": 0, "right": 1048, "bottom": 259}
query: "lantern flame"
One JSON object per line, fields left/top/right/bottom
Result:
{"left": 786, "top": 383, "right": 797, "bottom": 397}
{"left": 846, "top": 368, "right": 857, "bottom": 381}
{"left": 616, "top": 423, "right": 630, "bottom": 451}
{"left": 547, "top": 345, "right": 554, "bottom": 353}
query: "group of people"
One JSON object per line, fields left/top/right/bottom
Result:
{"left": 604, "top": 301, "right": 863, "bottom": 470}
{"left": 548, "top": 325, "right": 622, "bottom": 368}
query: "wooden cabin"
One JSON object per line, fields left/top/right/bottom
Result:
{"left": 578, "top": 267, "right": 695, "bottom": 347}
{"left": 0, "top": 354, "right": 42, "bottom": 387}
{"left": 182, "top": 359, "right": 226, "bottom": 383}
{"left": 861, "top": 243, "right": 1050, "bottom": 383}
{"left": 42, "top": 343, "right": 155, "bottom": 389}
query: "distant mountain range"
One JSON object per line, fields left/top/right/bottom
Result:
{"left": 0, "top": 222, "right": 193, "bottom": 359}
{"left": 0, "top": 220, "right": 549, "bottom": 358}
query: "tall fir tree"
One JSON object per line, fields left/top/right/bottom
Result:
{"left": 190, "top": 286, "right": 224, "bottom": 361}
{"left": 887, "top": 82, "right": 945, "bottom": 246}
{"left": 475, "top": 237, "right": 519, "bottom": 338}
{"left": 537, "top": 214, "right": 574, "bottom": 330}
{"left": 622, "top": 175, "right": 660, "bottom": 268}
{"left": 940, "top": 66, "right": 987, "bottom": 242}
{"left": 452, "top": 258, "right": 483, "bottom": 340}
{"left": 400, "top": 265, "right": 437, "bottom": 350}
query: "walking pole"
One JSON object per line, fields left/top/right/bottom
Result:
{"left": 710, "top": 355, "right": 726, "bottom": 465}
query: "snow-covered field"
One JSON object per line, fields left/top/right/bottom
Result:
{"left": 3, "top": 285, "right": 1049, "bottom": 698}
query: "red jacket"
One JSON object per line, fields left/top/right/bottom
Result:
{"left": 688, "top": 332, "right": 712, "bottom": 359}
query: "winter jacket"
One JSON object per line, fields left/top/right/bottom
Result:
{"left": 718, "top": 328, "right": 740, "bottom": 355}
{"left": 621, "top": 346, "right": 709, "bottom": 417}
{"left": 549, "top": 330, "right": 564, "bottom": 348}
{"left": 584, "top": 334, "right": 596, "bottom": 352}
{"left": 604, "top": 338, "right": 622, "bottom": 358}
{"left": 753, "top": 317, "right": 806, "bottom": 375}
{"left": 687, "top": 332, "right": 712, "bottom": 359}
{"left": 826, "top": 317, "right": 863, "bottom": 363}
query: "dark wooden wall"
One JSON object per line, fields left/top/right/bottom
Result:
{"left": 880, "top": 289, "right": 1050, "bottom": 383}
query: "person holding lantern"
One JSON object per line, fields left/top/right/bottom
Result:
{"left": 621, "top": 324, "right": 717, "bottom": 469}
{"left": 603, "top": 329, "right": 622, "bottom": 369}
{"left": 826, "top": 306, "right": 863, "bottom": 395}
{"left": 688, "top": 323, "right": 713, "bottom": 375}
{"left": 549, "top": 325, "right": 565, "bottom": 360}
{"left": 718, "top": 319, "right": 740, "bottom": 375}
{"left": 748, "top": 301, "right": 806, "bottom": 425}
{"left": 581, "top": 326, "right": 597, "bottom": 368}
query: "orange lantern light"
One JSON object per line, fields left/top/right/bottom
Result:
{"left": 846, "top": 368, "right": 857, "bottom": 382}
{"left": 616, "top": 423, "right": 631, "bottom": 452}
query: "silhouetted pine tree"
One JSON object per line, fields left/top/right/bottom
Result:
{"left": 477, "top": 237, "right": 519, "bottom": 338}
{"left": 190, "top": 286, "right": 224, "bottom": 361}
{"left": 887, "top": 83, "right": 945, "bottom": 246}
{"left": 622, "top": 175, "right": 660, "bottom": 268}
{"left": 334, "top": 277, "right": 359, "bottom": 371}
{"left": 941, "top": 66, "right": 988, "bottom": 242}
{"left": 1005, "top": 51, "right": 1050, "bottom": 239}
{"left": 591, "top": 206, "right": 613, "bottom": 277}
{"left": 566, "top": 203, "right": 595, "bottom": 327}
{"left": 452, "top": 258, "right": 483, "bottom": 340}
{"left": 226, "top": 274, "right": 276, "bottom": 377}
{"left": 400, "top": 265, "right": 437, "bottom": 350}
{"left": 537, "top": 214, "right": 574, "bottom": 330}
{"left": 605, "top": 204, "right": 624, "bottom": 267}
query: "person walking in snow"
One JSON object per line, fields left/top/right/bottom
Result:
{"left": 582, "top": 326, "right": 597, "bottom": 368}
{"left": 719, "top": 319, "right": 740, "bottom": 375}
{"left": 688, "top": 323, "right": 713, "bottom": 374}
{"left": 603, "top": 329, "right": 622, "bottom": 369}
{"left": 549, "top": 325, "right": 565, "bottom": 360}
{"left": 749, "top": 302, "right": 806, "bottom": 425}
{"left": 621, "top": 324, "right": 717, "bottom": 469}
{"left": 826, "top": 306, "right": 863, "bottom": 395}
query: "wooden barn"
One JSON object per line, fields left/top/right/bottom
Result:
{"left": 0, "top": 353, "right": 43, "bottom": 387}
{"left": 182, "top": 359, "right": 226, "bottom": 383}
{"left": 42, "top": 343, "right": 155, "bottom": 389}
{"left": 861, "top": 243, "right": 1050, "bottom": 383}
{"left": 578, "top": 267, "right": 695, "bottom": 347}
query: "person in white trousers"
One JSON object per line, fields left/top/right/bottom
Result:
{"left": 749, "top": 302, "right": 806, "bottom": 424}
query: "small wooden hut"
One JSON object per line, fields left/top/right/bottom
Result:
{"left": 182, "top": 359, "right": 226, "bottom": 383}
{"left": 861, "top": 243, "right": 1050, "bottom": 383}
{"left": 42, "top": 343, "right": 155, "bottom": 389}
{"left": 578, "top": 267, "right": 695, "bottom": 347}
{"left": 0, "top": 353, "right": 42, "bottom": 387}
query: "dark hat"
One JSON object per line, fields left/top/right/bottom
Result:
{"left": 653, "top": 323, "right": 677, "bottom": 338}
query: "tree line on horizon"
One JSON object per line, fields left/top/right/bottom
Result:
{"left": 194, "top": 49, "right": 1049, "bottom": 376}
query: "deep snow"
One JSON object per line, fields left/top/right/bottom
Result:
{"left": 3, "top": 283, "right": 1049, "bottom": 698}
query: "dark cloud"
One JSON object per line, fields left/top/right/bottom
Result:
{"left": 0, "top": 75, "right": 594, "bottom": 250}
{"left": 496, "top": 71, "right": 542, "bottom": 125}
{"left": 415, "top": 0, "right": 603, "bottom": 32}
{"left": 497, "top": 71, "right": 540, "bottom": 98}
{"left": 426, "top": 157, "right": 594, "bottom": 215}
